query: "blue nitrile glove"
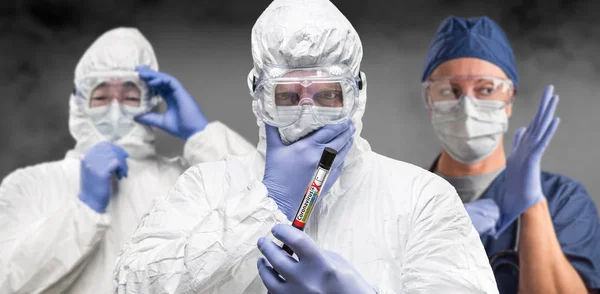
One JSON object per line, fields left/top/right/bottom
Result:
{"left": 257, "top": 224, "right": 375, "bottom": 294}
{"left": 497, "top": 85, "right": 560, "bottom": 236}
{"left": 134, "top": 66, "right": 209, "bottom": 140}
{"left": 78, "top": 142, "right": 129, "bottom": 213}
{"left": 464, "top": 199, "right": 500, "bottom": 236}
{"left": 262, "top": 122, "right": 354, "bottom": 221}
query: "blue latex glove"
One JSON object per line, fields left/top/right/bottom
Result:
{"left": 257, "top": 224, "right": 375, "bottom": 294}
{"left": 262, "top": 122, "right": 354, "bottom": 221}
{"left": 78, "top": 142, "right": 129, "bottom": 213}
{"left": 497, "top": 85, "right": 560, "bottom": 236}
{"left": 464, "top": 199, "right": 500, "bottom": 236}
{"left": 134, "top": 66, "right": 209, "bottom": 140}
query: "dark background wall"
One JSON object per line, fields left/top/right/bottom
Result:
{"left": 1, "top": 0, "right": 599, "bottom": 209}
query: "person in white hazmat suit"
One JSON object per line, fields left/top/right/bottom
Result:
{"left": 113, "top": 1, "right": 498, "bottom": 293}
{"left": 0, "top": 28, "right": 253, "bottom": 293}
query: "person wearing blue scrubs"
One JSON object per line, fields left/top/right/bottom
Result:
{"left": 421, "top": 16, "right": 600, "bottom": 293}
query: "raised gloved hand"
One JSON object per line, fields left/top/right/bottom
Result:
{"left": 464, "top": 199, "right": 500, "bottom": 236}
{"left": 78, "top": 142, "right": 129, "bottom": 213}
{"left": 257, "top": 224, "right": 375, "bottom": 294}
{"left": 134, "top": 66, "right": 209, "bottom": 140}
{"left": 262, "top": 122, "right": 354, "bottom": 221}
{"left": 498, "top": 85, "right": 560, "bottom": 236}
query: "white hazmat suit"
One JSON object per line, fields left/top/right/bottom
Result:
{"left": 114, "top": 1, "right": 499, "bottom": 293}
{"left": 0, "top": 28, "right": 254, "bottom": 294}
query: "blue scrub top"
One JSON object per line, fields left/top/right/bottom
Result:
{"left": 430, "top": 160, "right": 600, "bottom": 292}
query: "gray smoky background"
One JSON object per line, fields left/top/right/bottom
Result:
{"left": 1, "top": 0, "right": 599, "bottom": 208}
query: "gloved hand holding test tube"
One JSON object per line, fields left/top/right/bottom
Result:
{"left": 281, "top": 147, "right": 337, "bottom": 255}
{"left": 260, "top": 147, "right": 376, "bottom": 294}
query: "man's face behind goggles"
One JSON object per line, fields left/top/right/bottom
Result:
{"left": 252, "top": 65, "right": 362, "bottom": 127}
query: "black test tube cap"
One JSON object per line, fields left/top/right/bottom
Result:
{"left": 319, "top": 147, "right": 338, "bottom": 169}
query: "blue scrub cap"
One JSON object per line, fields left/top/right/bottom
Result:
{"left": 421, "top": 16, "right": 519, "bottom": 89}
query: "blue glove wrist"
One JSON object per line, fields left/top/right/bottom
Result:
{"left": 78, "top": 192, "right": 108, "bottom": 213}
{"left": 263, "top": 178, "right": 296, "bottom": 220}
{"left": 502, "top": 190, "right": 544, "bottom": 215}
{"left": 182, "top": 116, "right": 209, "bottom": 140}
{"left": 494, "top": 190, "right": 544, "bottom": 238}
{"left": 464, "top": 199, "right": 500, "bottom": 237}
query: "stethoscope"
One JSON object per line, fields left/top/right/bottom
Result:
{"left": 489, "top": 216, "right": 521, "bottom": 279}
{"left": 428, "top": 157, "right": 521, "bottom": 277}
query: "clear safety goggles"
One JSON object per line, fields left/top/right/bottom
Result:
{"left": 251, "top": 65, "right": 363, "bottom": 127}
{"left": 422, "top": 75, "right": 515, "bottom": 112}
{"left": 74, "top": 71, "right": 160, "bottom": 118}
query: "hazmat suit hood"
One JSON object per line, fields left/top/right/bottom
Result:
{"left": 67, "top": 27, "right": 159, "bottom": 160}
{"left": 248, "top": 0, "right": 371, "bottom": 167}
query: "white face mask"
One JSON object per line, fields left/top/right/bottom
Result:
{"left": 91, "top": 101, "right": 137, "bottom": 142}
{"left": 277, "top": 106, "right": 344, "bottom": 145}
{"left": 431, "top": 95, "right": 509, "bottom": 164}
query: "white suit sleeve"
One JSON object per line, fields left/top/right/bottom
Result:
{"left": 183, "top": 121, "right": 255, "bottom": 166}
{"left": 114, "top": 161, "right": 288, "bottom": 293}
{"left": 398, "top": 173, "right": 499, "bottom": 294}
{"left": 0, "top": 168, "right": 110, "bottom": 293}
